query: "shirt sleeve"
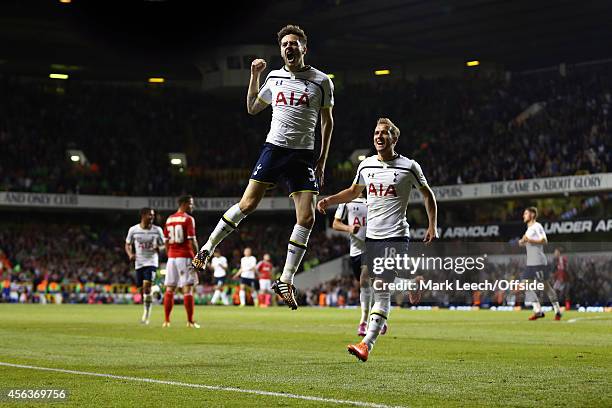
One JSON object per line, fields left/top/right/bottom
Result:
{"left": 411, "top": 160, "right": 428, "bottom": 188}
{"left": 125, "top": 227, "right": 134, "bottom": 244}
{"left": 537, "top": 224, "right": 547, "bottom": 241}
{"left": 334, "top": 203, "right": 347, "bottom": 220}
{"left": 257, "top": 73, "right": 273, "bottom": 105}
{"left": 157, "top": 227, "right": 165, "bottom": 246}
{"left": 186, "top": 217, "right": 196, "bottom": 239}
{"left": 352, "top": 161, "right": 366, "bottom": 186}
{"left": 321, "top": 75, "right": 334, "bottom": 108}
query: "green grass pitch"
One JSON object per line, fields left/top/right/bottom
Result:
{"left": 0, "top": 305, "right": 610, "bottom": 407}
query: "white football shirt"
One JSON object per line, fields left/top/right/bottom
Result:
{"left": 125, "top": 224, "right": 165, "bottom": 269}
{"left": 334, "top": 197, "right": 367, "bottom": 256}
{"left": 211, "top": 256, "right": 228, "bottom": 278}
{"left": 353, "top": 155, "right": 428, "bottom": 239}
{"left": 525, "top": 222, "right": 547, "bottom": 266}
{"left": 257, "top": 66, "right": 334, "bottom": 150}
{"left": 240, "top": 256, "right": 258, "bottom": 279}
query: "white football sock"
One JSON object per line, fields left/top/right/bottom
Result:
{"left": 280, "top": 224, "right": 312, "bottom": 284}
{"left": 211, "top": 289, "right": 221, "bottom": 304}
{"left": 363, "top": 291, "right": 391, "bottom": 351}
{"left": 543, "top": 281, "right": 561, "bottom": 314}
{"left": 143, "top": 294, "right": 152, "bottom": 319}
{"left": 203, "top": 204, "right": 247, "bottom": 252}
{"left": 527, "top": 290, "right": 542, "bottom": 313}
{"left": 239, "top": 289, "right": 246, "bottom": 306}
{"left": 359, "top": 286, "right": 373, "bottom": 324}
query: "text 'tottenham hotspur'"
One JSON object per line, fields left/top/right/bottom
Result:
{"left": 373, "top": 279, "right": 545, "bottom": 292}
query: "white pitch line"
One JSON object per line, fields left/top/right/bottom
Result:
{"left": 0, "top": 362, "right": 403, "bottom": 408}
{"left": 566, "top": 316, "right": 609, "bottom": 324}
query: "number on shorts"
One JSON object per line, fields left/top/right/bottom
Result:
{"left": 535, "top": 269, "right": 544, "bottom": 281}
{"left": 384, "top": 247, "right": 397, "bottom": 258}
{"left": 308, "top": 167, "right": 316, "bottom": 182}
{"left": 167, "top": 225, "right": 184, "bottom": 244}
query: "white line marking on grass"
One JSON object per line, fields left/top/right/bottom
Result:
{"left": 566, "top": 316, "right": 609, "bottom": 324}
{"left": 0, "top": 362, "right": 403, "bottom": 408}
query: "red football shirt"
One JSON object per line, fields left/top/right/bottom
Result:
{"left": 257, "top": 260, "right": 273, "bottom": 280}
{"left": 554, "top": 255, "right": 569, "bottom": 282}
{"left": 164, "top": 211, "right": 196, "bottom": 258}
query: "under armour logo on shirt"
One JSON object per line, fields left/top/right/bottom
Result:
{"left": 253, "top": 164, "right": 262, "bottom": 175}
{"left": 393, "top": 172, "right": 399, "bottom": 182}
{"left": 368, "top": 173, "right": 375, "bottom": 178}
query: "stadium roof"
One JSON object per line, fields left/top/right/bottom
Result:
{"left": 1, "top": 0, "right": 611, "bottom": 80}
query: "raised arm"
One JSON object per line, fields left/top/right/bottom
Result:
{"left": 246, "top": 59, "right": 270, "bottom": 115}
{"left": 315, "top": 107, "right": 334, "bottom": 187}
{"left": 419, "top": 185, "right": 438, "bottom": 244}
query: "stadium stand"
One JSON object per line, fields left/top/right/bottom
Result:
{"left": 0, "top": 215, "right": 348, "bottom": 304}
{"left": 1, "top": 62, "right": 610, "bottom": 197}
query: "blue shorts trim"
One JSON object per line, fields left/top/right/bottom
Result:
{"left": 250, "top": 142, "right": 319, "bottom": 195}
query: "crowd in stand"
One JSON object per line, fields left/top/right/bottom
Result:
{"left": 306, "top": 253, "right": 612, "bottom": 307}
{"left": 0, "top": 220, "right": 348, "bottom": 303}
{"left": 2, "top": 63, "right": 611, "bottom": 306}
{"left": 1, "top": 62, "right": 611, "bottom": 198}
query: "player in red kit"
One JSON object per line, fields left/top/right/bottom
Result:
{"left": 163, "top": 195, "right": 200, "bottom": 328}
{"left": 553, "top": 247, "right": 571, "bottom": 311}
{"left": 257, "top": 254, "right": 274, "bottom": 307}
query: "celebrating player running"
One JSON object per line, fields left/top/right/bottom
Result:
{"left": 318, "top": 118, "right": 438, "bottom": 362}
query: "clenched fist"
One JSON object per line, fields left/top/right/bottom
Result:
{"left": 251, "top": 59, "right": 267, "bottom": 75}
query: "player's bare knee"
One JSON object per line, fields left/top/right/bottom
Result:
{"left": 239, "top": 198, "right": 258, "bottom": 214}
{"left": 297, "top": 212, "right": 315, "bottom": 229}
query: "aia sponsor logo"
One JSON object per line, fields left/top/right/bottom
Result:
{"left": 275, "top": 91, "right": 310, "bottom": 107}
{"left": 368, "top": 183, "right": 398, "bottom": 197}
{"left": 353, "top": 216, "right": 366, "bottom": 227}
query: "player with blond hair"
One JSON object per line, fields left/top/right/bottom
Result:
{"left": 318, "top": 118, "right": 438, "bottom": 362}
